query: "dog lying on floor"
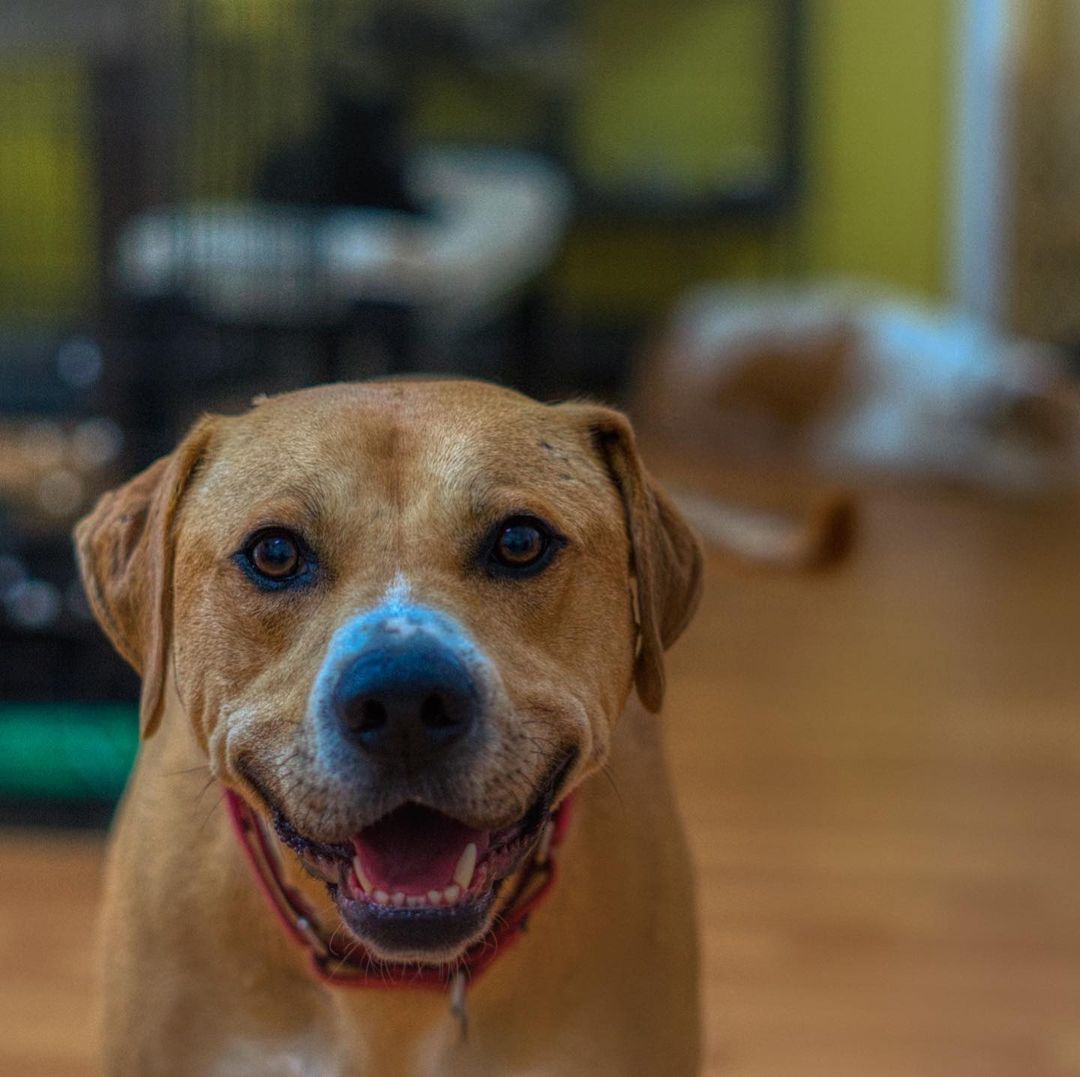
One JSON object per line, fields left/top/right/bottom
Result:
{"left": 639, "top": 283, "right": 1080, "bottom": 495}
{"left": 77, "top": 379, "right": 836, "bottom": 1075}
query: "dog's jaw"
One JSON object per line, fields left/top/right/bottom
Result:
{"left": 265, "top": 750, "right": 577, "bottom": 964}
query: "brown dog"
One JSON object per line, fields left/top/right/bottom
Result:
{"left": 77, "top": 380, "right": 707, "bottom": 1075}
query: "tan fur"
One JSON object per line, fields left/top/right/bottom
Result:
{"left": 633, "top": 318, "right": 857, "bottom": 461}
{"left": 78, "top": 380, "right": 710, "bottom": 1076}
{"left": 705, "top": 325, "right": 856, "bottom": 433}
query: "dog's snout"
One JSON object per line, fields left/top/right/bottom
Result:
{"left": 332, "top": 636, "right": 478, "bottom": 764}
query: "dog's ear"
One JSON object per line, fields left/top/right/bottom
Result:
{"left": 567, "top": 404, "right": 704, "bottom": 713}
{"left": 74, "top": 417, "right": 216, "bottom": 739}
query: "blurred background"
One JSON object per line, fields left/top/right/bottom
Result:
{"left": 3, "top": 1, "right": 1080, "bottom": 1074}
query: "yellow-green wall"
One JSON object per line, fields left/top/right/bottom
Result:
{"left": 561, "top": 0, "right": 955, "bottom": 313}
{"left": 799, "top": 0, "right": 953, "bottom": 299}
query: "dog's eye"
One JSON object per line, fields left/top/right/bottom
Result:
{"left": 244, "top": 530, "right": 305, "bottom": 582}
{"left": 490, "top": 516, "right": 555, "bottom": 574}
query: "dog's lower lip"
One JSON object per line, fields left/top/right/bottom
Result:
{"left": 334, "top": 884, "right": 497, "bottom": 959}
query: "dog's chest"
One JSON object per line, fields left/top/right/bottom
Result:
{"left": 212, "top": 1023, "right": 461, "bottom": 1077}
{"left": 213, "top": 1035, "right": 338, "bottom": 1077}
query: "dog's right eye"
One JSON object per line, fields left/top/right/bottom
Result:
{"left": 482, "top": 514, "right": 564, "bottom": 578}
{"left": 237, "top": 529, "right": 310, "bottom": 587}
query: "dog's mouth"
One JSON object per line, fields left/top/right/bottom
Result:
{"left": 267, "top": 753, "right": 576, "bottom": 961}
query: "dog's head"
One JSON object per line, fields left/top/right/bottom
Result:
{"left": 75, "top": 380, "right": 701, "bottom": 963}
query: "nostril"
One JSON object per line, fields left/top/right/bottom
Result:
{"left": 350, "top": 699, "right": 388, "bottom": 736}
{"left": 420, "top": 693, "right": 457, "bottom": 729}
{"left": 332, "top": 641, "right": 478, "bottom": 758}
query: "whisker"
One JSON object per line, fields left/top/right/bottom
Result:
{"left": 198, "top": 792, "right": 225, "bottom": 833}
{"left": 163, "top": 763, "right": 211, "bottom": 778}
{"left": 598, "top": 763, "right": 625, "bottom": 810}
{"left": 193, "top": 775, "right": 217, "bottom": 806}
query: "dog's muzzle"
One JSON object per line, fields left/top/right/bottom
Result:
{"left": 278, "top": 598, "right": 575, "bottom": 962}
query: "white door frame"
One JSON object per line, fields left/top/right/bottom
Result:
{"left": 950, "top": 0, "right": 1015, "bottom": 325}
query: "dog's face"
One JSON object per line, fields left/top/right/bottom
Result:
{"left": 76, "top": 381, "right": 701, "bottom": 963}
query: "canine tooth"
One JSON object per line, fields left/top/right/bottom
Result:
{"left": 391, "top": 891, "right": 406, "bottom": 907}
{"left": 443, "top": 883, "right": 461, "bottom": 905}
{"left": 374, "top": 890, "right": 389, "bottom": 905}
{"left": 427, "top": 890, "right": 443, "bottom": 906}
{"left": 352, "top": 857, "right": 373, "bottom": 894}
{"left": 406, "top": 895, "right": 425, "bottom": 908}
{"left": 453, "top": 843, "right": 477, "bottom": 891}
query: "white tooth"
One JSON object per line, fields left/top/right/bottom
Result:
{"left": 443, "top": 883, "right": 461, "bottom": 905}
{"left": 391, "top": 891, "right": 406, "bottom": 907}
{"left": 352, "top": 856, "right": 373, "bottom": 894}
{"left": 427, "top": 890, "right": 443, "bottom": 906}
{"left": 453, "top": 843, "right": 477, "bottom": 891}
{"left": 374, "top": 890, "right": 389, "bottom": 905}
{"left": 406, "top": 895, "right": 425, "bottom": 908}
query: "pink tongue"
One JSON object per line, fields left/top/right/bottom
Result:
{"left": 351, "top": 804, "right": 490, "bottom": 896}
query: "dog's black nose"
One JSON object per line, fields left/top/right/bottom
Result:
{"left": 332, "top": 637, "right": 478, "bottom": 763}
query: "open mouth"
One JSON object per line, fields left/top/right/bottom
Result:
{"left": 268, "top": 753, "right": 576, "bottom": 960}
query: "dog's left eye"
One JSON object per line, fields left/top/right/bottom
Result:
{"left": 488, "top": 516, "right": 559, "bottom": 575}
{"left": 239, "top": 529, "right": 308, "bottom": 585}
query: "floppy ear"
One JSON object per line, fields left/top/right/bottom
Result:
{"left": 74, "top": 417, "right": 216, "bottom": 739}
{"left": 568, "top": 405, "right": 704, "bottom": 713}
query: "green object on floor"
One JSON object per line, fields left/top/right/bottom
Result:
{"left": 0, "top": 704, "right": 138, "bottom": 800}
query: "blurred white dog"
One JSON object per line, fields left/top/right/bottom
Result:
{"left": 641, "top": 283, "right": 1080, "bottom": 494}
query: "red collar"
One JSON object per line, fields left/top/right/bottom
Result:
{"left": 225, "top": 790, "right": 574, "bottom": 993}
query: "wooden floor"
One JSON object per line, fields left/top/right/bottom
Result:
{"left": 3, "top": 480, "right": 1080, "bottom": 1075}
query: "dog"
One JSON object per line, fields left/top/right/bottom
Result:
{"left": 77, "top": 378, "right": 836, "bottom": 1075}
{"left": 639, "top": 282, "right": 1080, "bottom": 495}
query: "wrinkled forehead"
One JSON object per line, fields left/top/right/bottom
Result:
{"left": 184, "top": 382, "right": 618, "bottom": 543}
